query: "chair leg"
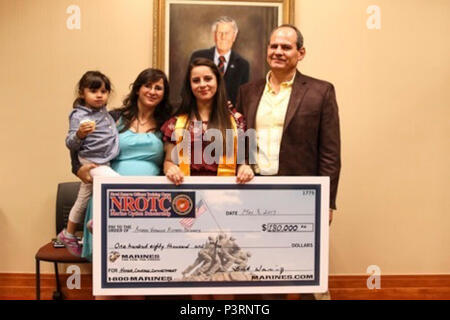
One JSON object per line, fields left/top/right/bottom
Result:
{"left": 53, "top": 262, "right": 63, "bottom": 300}
{"left": 35, "top": 259, "right": 40, "bottom": 300}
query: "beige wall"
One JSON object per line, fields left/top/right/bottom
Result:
{"left": 0, "top": 0, "right": 449, "bottom": 275}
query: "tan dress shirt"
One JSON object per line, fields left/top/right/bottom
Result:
{"left": 255, "top": 72, "right": 295, "bottom": 175}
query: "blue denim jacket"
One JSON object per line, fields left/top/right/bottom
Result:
{"left": 66, "top": 105, "right": 119, "bottom": 164}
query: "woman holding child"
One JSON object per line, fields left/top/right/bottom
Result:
{"left": 72, "top": 68, "right": 171, "bottom": 260}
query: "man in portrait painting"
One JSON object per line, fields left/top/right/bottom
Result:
{"left": 189, "top": 16, "right": 250, "bottom": 105}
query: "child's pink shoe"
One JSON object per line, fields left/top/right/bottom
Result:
{"left": 57, "top": 229, "right": 82, "bottom": 257}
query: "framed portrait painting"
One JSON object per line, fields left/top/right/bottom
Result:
{"left": 153, "top": 0, "right": 295, "bottom": 104}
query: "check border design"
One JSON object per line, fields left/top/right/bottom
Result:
{"left": 93, "top": 177, "right": 329, "bottom": 295}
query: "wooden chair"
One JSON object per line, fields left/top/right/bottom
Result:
{"left": 35, "top": 182, "right": 90, "bottom": 300}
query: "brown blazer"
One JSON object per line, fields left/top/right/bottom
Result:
{"left": 236, "top": 71, "right": 341, "bottom": 209}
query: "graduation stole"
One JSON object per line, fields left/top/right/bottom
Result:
{"left": 174, "top": 114, "right": 238, "bottom": 176}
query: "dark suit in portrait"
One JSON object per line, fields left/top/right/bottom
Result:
{"left": 190, "top": 47, "right": 249, "bottom": 106}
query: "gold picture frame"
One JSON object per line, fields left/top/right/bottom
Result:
{"left": 153, "top": 0, "right": 295, "bottom": 103}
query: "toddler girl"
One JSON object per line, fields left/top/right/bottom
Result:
{"left": 58, "top": 71, "right": 120, "bottom": 256}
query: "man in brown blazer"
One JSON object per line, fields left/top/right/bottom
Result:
{"left": 236, "top": 23, "right": 340, "bottom": 301}
{"left": 236, "top": 24, "right": 341, "bottom": 222}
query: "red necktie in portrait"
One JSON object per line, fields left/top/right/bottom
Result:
{"left": 218, "top": 55, "right": 226, "bottom": 74}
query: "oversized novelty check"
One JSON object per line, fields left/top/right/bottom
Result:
{"left": 93, "top": 177, "right": 329, "bottom": 296}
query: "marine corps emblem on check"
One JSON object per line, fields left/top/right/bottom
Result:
{"left": 172, "top": 194, "right": 194, "bottom": 216}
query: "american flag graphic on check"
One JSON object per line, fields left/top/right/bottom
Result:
{"left": 180, "top": 199, "right": 207, "bottom": 229}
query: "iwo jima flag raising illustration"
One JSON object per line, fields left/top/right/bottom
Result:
{"left": 179, "top": 199, "right": 253, "bottom": 281}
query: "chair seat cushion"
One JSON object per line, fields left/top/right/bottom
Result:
{"left": 35, "top": 242, "right": 90, "bottom": 263}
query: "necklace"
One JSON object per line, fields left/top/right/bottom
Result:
{"left": 135, "top": 117, "right": 157, "bottom": 133}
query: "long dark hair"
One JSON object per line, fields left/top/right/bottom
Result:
{"left": 117, "top": 68, "right": 171, "bottom": 133}
{"left": 176, "top": 57, "right": 232, "bottom": 134}
{"left": 73, "top": 71, "right": 112, "bottom": 108}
